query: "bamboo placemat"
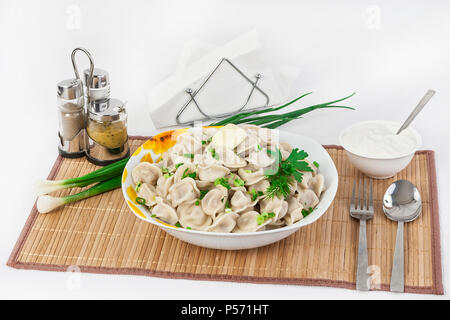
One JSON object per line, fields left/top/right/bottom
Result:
{"left": 8, "top": 137, "right": 443, "bottom": 294}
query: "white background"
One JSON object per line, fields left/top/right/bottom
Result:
{"left": 0, "top": 0, "right": 449, "bottom": 299}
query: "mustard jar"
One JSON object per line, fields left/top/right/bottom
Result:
{"left": 85, "top": 98, "right": 129, "bottom": 165}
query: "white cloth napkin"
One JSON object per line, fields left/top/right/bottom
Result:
{"left": 148, "top": 29, "right": 300, "bottom": 128}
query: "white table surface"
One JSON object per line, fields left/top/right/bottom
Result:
{"left": 0, "top": 0, "right": 448, "bottom": 299}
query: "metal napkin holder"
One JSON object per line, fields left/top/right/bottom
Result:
{"left": 176, "top": 58, "right": 270, "bottom": 126}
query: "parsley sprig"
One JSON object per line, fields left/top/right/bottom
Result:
{"left": 265, "top": 148, "right": 313, "bottom": 199}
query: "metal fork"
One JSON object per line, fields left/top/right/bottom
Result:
{"left": 350, "top": 175, "right": 374, "bottom": 291}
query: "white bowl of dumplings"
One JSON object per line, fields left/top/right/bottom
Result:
{"left": 122, "top": 125, "right": 338, "bottom": 250}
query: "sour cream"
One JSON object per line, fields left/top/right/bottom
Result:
{"left": 340, "top": 121, "right": 420, "bottom": 159}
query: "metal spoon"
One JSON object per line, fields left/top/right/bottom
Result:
{"left": 383, "top": 180, "right": 422, "bottom": 292}
{"left": 396, "top": 89, "right": 435, "bottom": 135}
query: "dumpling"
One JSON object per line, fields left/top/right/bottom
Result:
{"left": 220, "top": 149, "right": 247, "bottom": 169}
{"left": 136, "top": 183, "right": 158, "bottom": 207}
{"left": 235, "top": 132, "right": 260, "bottom": 157}
{"left": 156, "top": 174, "right": 174, "bottom": 199}
{"left": 201, "top": 147, "right": 222, "bottom": 166}
{"left": 297, "top": 171, "right": 313, "bottom": 190}
{"left": 279, "top": 142, "right": 293, "bottom": 160}
{"left": 230, "top": 189, "right": 256, "bottom": 213}
{"left": 246, "top": 148, "right": 275, "bottom": 168}
{"left": 170, "top": 132, "right": 203, "bottom": 156}
{"left": 308, "top": 173, "right": 325, "bottom": 197}
{"left": 259, "top": 196, "right": 288, "bottom": 221}
{"left": 201, "top": 185, "right": 228, "bottom": 217}
{"left": 297, "top": 188, "right": 319, "bottom": 210}
{"left": 198, "top": 164, "right": 230, "bottom": 182}
{"left": 306, "top": 159, "right": 318, "bottom": 176}
{"left": 177, "top": 200, "right": 212, "bottom": 230}
{"left": 132, "top": 162, "right": 162, "bottom": 185}
{"left": 237, "top": 168, "right": 265, "bottom": 185}
{"left": 240, "top": 124, "right": 276, "bottom": 147}
{"left": 202, "top": 127, "right": 219, "bottom": 140}
{"left": 248, "top": 179, "right": 270, "bottom": 195}
{"left": 234, "top": 211, "right": 269, "bottom": 233}
{"left": 196, "top": 180, "right": 214, "bottom": 191}
{"left": 168, "top": 177, "right": 200, "bottom": 207}
{"left": 152, "top": 197, "right": 178, "bottom": 225}
{"left": 284, "top": 196, "right": 304, "bottom": 225}
{"left": 173, "top": 163, "right": 197, "bottom": 183}
{"left": 205, "top": 212, "right": 239, "bottom": 233}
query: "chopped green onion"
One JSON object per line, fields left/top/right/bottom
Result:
{"left": 199, "top": 190, "right": 209, "bottom": 200}
{"left": 181, "top": 168, "right": 196, "bottom": 180}
{"left": 210, "top": 148, "right": 219, "bottom": 160}
{"left": 136, "top": 197, "right": 146, "bottom": 205}
{"left": 301, "top": 207, "right": 315, "bottom": 217}
{"left": 249, "top": 189, "right": 259, "bottom": 201}
{"left": 151, "top": 214, "right": 156, "bottom": 218}
{"left": 313, "top": 161, "right": 319, "bottom": 168}
{"left": 135, "top": 182, "right": 142, "bottom": 192}
{"left": 163, "top": 173, "right": 173, "bottom": 179}
{"left": 202, "top": 138, "right": 212, "bottom": 145}
{"left": 214, "top": 177, "right": 230, "bottom": 189}
{"left": 184, "top": 153, "right": 194, "bottom": 159}
{"left": 161, "top": 167, "right": 170, "bottom": 174}
{"left": 225, "top": 208, "right": 233, "bottom": 213}
{"left": 186, "top": 226, "right": 192, "bottom": 230}
{"left": 233, "top": 178, "right": 245, "bottom": 187}
{"left": 195, "top": 200, "right": 200, "bottom": 206}
{"left": 244, "top": 169, "right": 252, "bottom": 174}
{"left": 175, "top": 163, "right": 184, "bottom": 169}
{"left": 256, "top": 212, "right": 275, "bottom": 225}
{"left": 175, "top": 222, "right": 182, "bottom": 228}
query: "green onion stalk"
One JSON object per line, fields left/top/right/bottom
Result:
{"left": 35, "top": 157, "right": 129, "bottom": 195}
{"left": 37, "top": 175, "right": 122, "bottom": 213}
{"left": 210, "top": 92, "right": 356, "bottom": 128}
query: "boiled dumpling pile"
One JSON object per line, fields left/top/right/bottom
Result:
{"left": 131, "top": 124, "right": 325, "bottom": 233}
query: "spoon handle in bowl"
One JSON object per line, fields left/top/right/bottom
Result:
{"left": 390, "top": 221, "right": 404, "bottom": 292}
{"left": 396, "top": 89, "right": 435, "bottom": 135}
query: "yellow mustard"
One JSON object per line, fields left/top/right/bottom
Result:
{"left": 87, "top": 119, "right": 127, "bottom": 149}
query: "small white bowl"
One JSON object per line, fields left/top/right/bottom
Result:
{"left": 339, "top": 120, "right": 422, "bottom": 179}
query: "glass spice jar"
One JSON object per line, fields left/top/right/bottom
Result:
{"left": 85, "top": 98, "right": 129, "bottom": 165}
{"left": 56, "top": 78, "right": 85, "bottom": 158}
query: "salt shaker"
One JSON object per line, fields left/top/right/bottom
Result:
{"left": 56, "top": 78, "right": 85, "bottom": 158}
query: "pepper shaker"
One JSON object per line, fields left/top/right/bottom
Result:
{"left": 83, "top": 68, "right": 111, "bottom": 101}
{"left": 56, "top": 78, "right": 85, "bottom": 158}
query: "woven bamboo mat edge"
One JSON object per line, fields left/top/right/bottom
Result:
{"left": 7, "top": 137, "right": 444, "bottom": 295}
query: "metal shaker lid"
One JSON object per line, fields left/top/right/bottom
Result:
{"left": 88, "top": 98, "right": 126, "bottom": 121}
{"left": 83, "top": 68, "right": 109, "bottom": 88}
{"left": 57, "top": 79, "right": 83, "bottom": 100}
